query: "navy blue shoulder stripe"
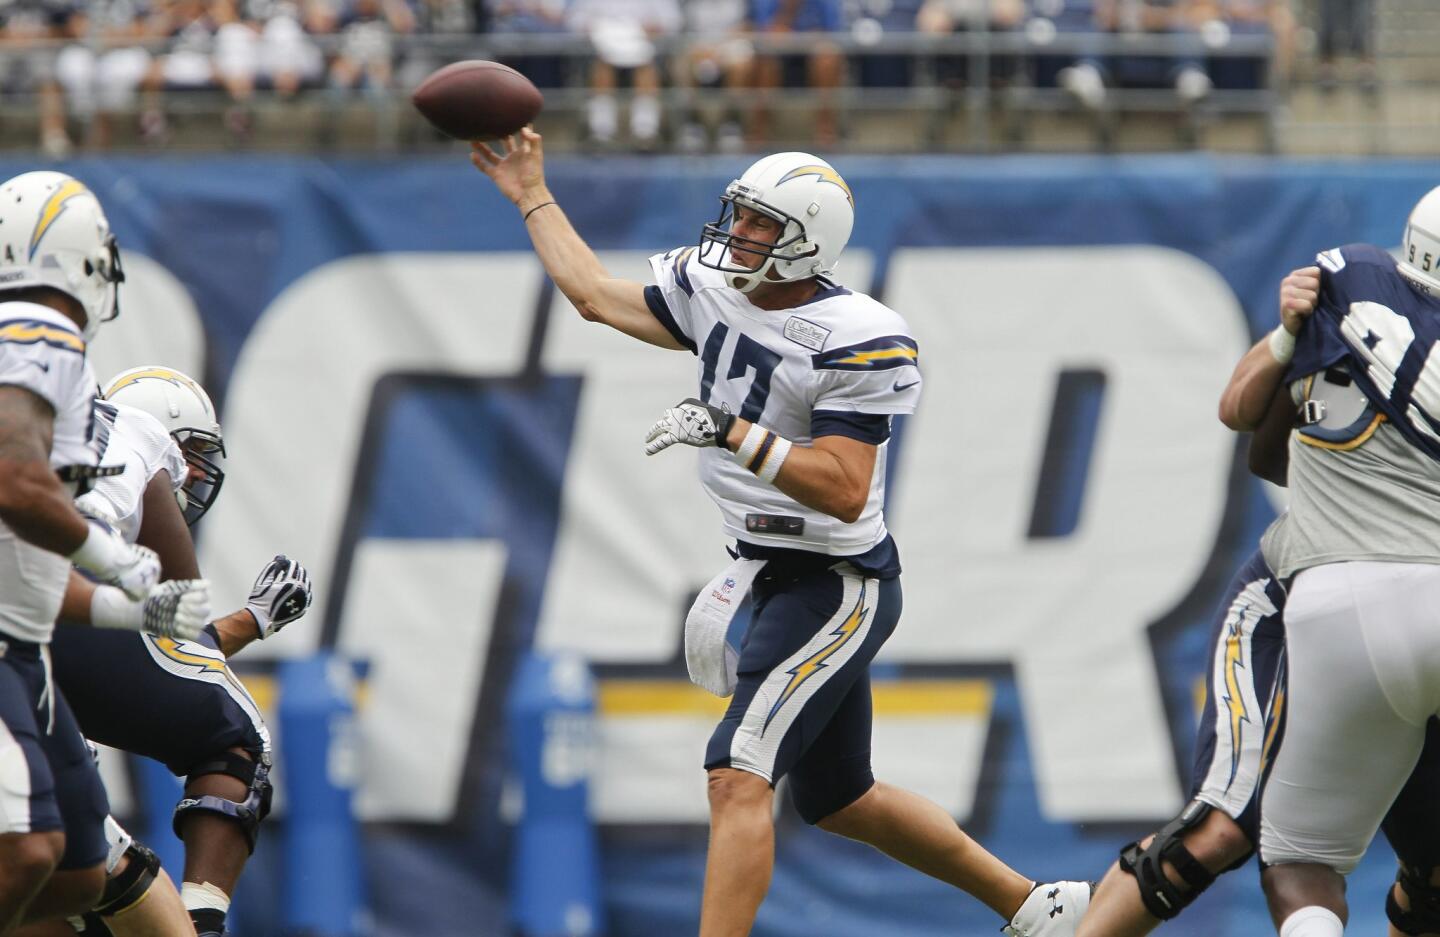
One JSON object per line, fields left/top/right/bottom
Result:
{"left": 812, "top": 335, "right": 918, "bottom": 371}
{"left": 643, "top": 286, "right": 696, "bottom": 354}
{"left": 811, "top": 410, "right": 890, "bottom": 444}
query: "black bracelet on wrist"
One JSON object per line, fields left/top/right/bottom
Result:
{"left": 523, "top": 200, "right": 557, "bottom": 221}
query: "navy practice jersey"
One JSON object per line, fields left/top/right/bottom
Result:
{"left": 1262, "top": 244, "right": 1440, "bottom": 578}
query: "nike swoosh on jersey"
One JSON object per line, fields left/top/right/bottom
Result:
{"left": 893, "top": 379, "right": 919, "bottom": 392}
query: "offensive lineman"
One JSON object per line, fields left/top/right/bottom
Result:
{"left": 471, "top": 130, "right": 1091, "bottom": 937}
{"left": 1075, "top": 256, "right": 1440, "bottom": 937}
{"left": 1071, "top": 189, "right": 1440, "bottom": 937}
{"left": 0, "top": 171, "right": 207, "bottom": 934}
{"left": 47, "top": 366, "right": 313, "bottom": 937}
{"left": 1216, "top": 187, "right": 1440, "bottom": 937}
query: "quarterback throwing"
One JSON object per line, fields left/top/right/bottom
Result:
{"left": 471, "top": 129, "right": 1091, "bottom": 937}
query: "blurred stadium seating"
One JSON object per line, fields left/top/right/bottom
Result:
{"left": 0, "top": 0, "right": 1433, "bottom": 155}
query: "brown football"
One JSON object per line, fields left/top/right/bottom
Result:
{"left": 411, "top": 61, "right": 544, "bottom": 141}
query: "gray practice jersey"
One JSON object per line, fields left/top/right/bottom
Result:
{"left": 1261, "top": 365, "right": 1440, "bottom": 579}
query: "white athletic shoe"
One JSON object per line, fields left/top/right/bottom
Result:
{"left": 1001, "top": 880, "right": 1093, "bottom": 937}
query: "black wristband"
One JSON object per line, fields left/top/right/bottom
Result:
{"left": 523, "top": 200, "right": 557, "bottom": 221}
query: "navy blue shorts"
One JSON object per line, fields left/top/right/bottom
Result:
{"left": 50, "top": 626, "right": 269, "bottom": 777}
{"left": 0, "top": 641, "right": 109, "bottom": 870}
{"left": 704, "top": 556, "right": 901, "bottom": 825}
{"left": 1188, "top": 549, "right": 1288, "bottom": 842}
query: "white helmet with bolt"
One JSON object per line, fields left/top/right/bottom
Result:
{"left": 0, "top": 171, "right": 124, "bottom": 340}
{"left": 103, "top": 366, "right": 226, "bottom": 525}
{"left": 698, "top": 152, "right": 855, "bottom": 293}
{"left": 1399, "top": 184, "right": 1440, "bottom": 297}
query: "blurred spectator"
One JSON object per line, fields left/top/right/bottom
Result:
{"left": 487, "top": 0, "right": 570, "bottom": 89}
{"left": 258, "top": 1, "right": 324, "bottom": 98}
{"left": 674, "top": 0, "right": 750, "bottom": 152}
{"left": 212, "top": 0, "right": 262, "bottom": 137}
{"left": 1189, "top": 0, "right": 1292, "bottom": 91}
{"left": 1315, "top": 0, "right": 1373, "bottom": 92}
{"left": 328, "top": 0, "right": 415, "bottom": 98}
{"left": 54, "top": 0, "right": 157, "bottom": 149}
{"left": 876, "top": 0, "right": 1025, "bottom": 89}
{"left": 138, "top": 0, "right": 220, "bottom": 143}
{"left": 1056, "top": 0, "right": 1213, "bottom": 108}
{"left": 747, "top": 0, "right": 845, "bottom": 147}
{"left": 567, "top": 0, "right": 680, "bottom": 149}
{"left": 851, "top": 0, "right": 928, "bottom": 90}
{"left": 398, "top": 0, "right": 474, "bottom": 89}
{"left": 0, "top": 0, "right": 73, "bottom": 155}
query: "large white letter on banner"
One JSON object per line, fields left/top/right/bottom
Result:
{"left": 201, "top": 254, "right": 536, "bottom": 819}
{"left": 883, "top": 246, "right": 1249, "bottom": 821}
{"left": 89, "top": 254, "right": 207, "bottom": 383}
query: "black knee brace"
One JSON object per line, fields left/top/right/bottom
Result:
{"left": 172, "top": 750, "right": 274, "bottom": 854}
{"left": 1388, "top": 864, "right": 1440, "bottom": 936}
{"left": 93, "top": 840, "right": 160, "bottom": 918}
{"left": 1118, "top": 801, "right": 1224, "bottom": 921}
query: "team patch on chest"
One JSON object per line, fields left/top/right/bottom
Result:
{"left": 783, "top": 316, "right": 831, "bottom": 351}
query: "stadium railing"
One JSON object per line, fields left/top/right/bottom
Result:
{"left": 0, "top": 28, "right": 1277, "bottom": 152}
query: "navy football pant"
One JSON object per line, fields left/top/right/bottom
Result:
{"left": 50, "top": 626, "right": 269, "bottom": 777}
{"left": 0, "top": 641, "right": 108, "bottom": 870}
{"left": 705, "top": 557, "right": 901, "bottom": 825}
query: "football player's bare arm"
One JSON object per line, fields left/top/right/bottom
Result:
{"left": 470, "top": 128, "right": 685, "bottom": 351}
{"left": 59, "top": 571, "right": 97, "bottom": 622}
{"left": 0, "top": 384, "right": 90, "bottom": 553}
{"left": 1219, "top": 266, "right": 1319, "bottom": 431}
{"left": 133, "top": 472, "right": 270, "bottom": 656}
{"left": 1247, "top": 384, "right": 1295, "bottom": 487}
{"left": 206, "top": 611, "right": 262, "bottom": 658}
{"left": 138, "top": 471, "right": 201, "bottom": 579}
{"left": 724, "top": 419, "right": 877, "bottom": 524}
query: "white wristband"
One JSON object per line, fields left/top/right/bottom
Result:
{"left": 733, "top": 424, "right": 792, "bottom": 485}
{"left": 734, "top": 423, "right": 768, "bottom": 465}
{"left": 89, "top": 584, "right": 142, "bottom": 630}
{"left": 67, "top": 522, "right": 125, "bottom": 578}
{"left": 1268, "top": 325, "right": 1296, "bottom": 365}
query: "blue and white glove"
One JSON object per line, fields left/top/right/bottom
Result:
{"left": 644, "top": 398, "right": 734, "bottom": 455}
{"left": 246, "top": 555, "right": 313, "bottom": 639}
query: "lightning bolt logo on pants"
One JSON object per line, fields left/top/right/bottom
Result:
{"left": 762, "top": 583, "right": 869, "bottom": 734}
{"left": 1221, "top": 608, "right": 1251, "bottom": 787}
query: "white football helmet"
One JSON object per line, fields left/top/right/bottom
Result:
{"left": 1399, "top": 184, "right": 1440, "bottom": 297}
{"left": 103, "top": 366, "right": 226, "bottom": 525}
{"left": 699, "top": 152, "right": 855, "bottom": 293}
{"left": 0, "top": 171, "right": 124, "bottom": 340}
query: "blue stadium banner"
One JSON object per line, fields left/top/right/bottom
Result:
{"left": 31, "top": 154, "right": 1436, "bottom": 937}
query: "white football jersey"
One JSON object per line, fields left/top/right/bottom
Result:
{"left": 77, "top": 403, "right": 187, "bottom": 546}
{"left": 0, "top": 301, "right": 101, "bottom": 643}
{"left": 647, "top": 247, "right": 921, "bottom": 559}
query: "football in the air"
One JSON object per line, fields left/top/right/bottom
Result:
{"left": 411, "top": 61, "right": 544, "bottom": 141}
